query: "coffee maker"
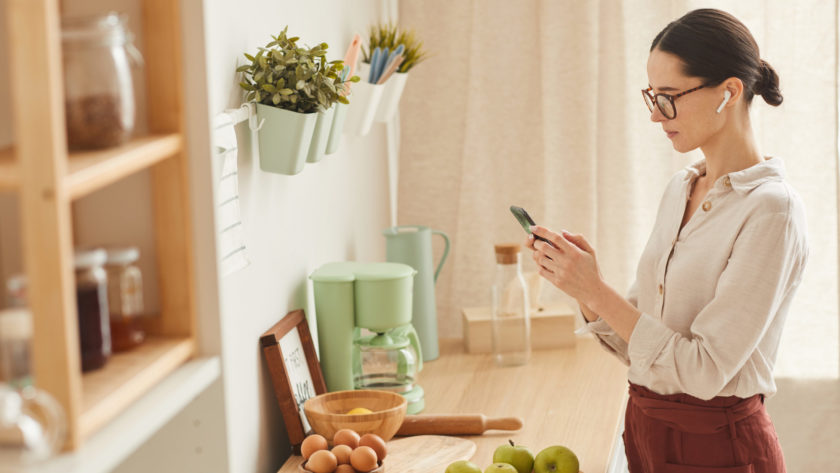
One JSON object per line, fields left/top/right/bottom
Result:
{"left": 310, "top": 262, "right": 425, "bottom": 414}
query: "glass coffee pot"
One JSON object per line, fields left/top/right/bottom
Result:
{"left": 0, "top": 384, "right": 66, "bottom": 466}
{"left": 353, "top": 325, "right": 424, "bottom": 413}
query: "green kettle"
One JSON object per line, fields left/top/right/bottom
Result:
{"left": 383, "top": 225, "right": 450, "bottom": 361}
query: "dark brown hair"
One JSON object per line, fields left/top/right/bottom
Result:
{"left": 651, "top": 9, "right": 782, "bottom": 106}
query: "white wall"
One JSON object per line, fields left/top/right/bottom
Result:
{"left": 202, "top": 1, "right": 394, "bottom": 472}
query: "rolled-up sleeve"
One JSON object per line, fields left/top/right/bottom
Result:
{"left": 626, "top": 211, "right": 807, "bottom": 400}
{"left": 575, "top": 280, "right": 640, "bottom": 365}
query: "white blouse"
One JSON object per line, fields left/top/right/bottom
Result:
{"left": 577, "top": 157, "right": 809, "bottom": 400}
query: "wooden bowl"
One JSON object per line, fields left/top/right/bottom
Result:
{"left": 303, "top": 390, "right": 407, "bottom": 441}
{"left": 298, "top": 460, "right": 384, "bottom": 473}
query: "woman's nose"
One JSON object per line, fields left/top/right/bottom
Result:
{"left": 650, "top": 107, "right": 666, "bottom": 123}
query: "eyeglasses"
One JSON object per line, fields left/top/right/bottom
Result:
{"left": 642, "top": 85, "right": 706, "bottom": 119}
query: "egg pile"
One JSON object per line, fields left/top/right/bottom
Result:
{"left": 301, "top": 429, "right": 387, "bottom": 473}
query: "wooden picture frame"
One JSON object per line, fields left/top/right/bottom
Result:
{"left": 260, "top": 309, "right": 327, "bottom": 450}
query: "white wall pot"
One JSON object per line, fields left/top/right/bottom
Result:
{"left": 255, "top": 103, "right": 316, "bottom": 175}
{"left": 346, "top": 62, "right": 385, "bottom": 136}
{"left": 325, "top": 101, "right": 349, "bottom": 154}
{"left": 306, "top": 105, "right": 336, "bottom": 163}
{"left": 375, "top": 72, "right": 408, "bottom": 122}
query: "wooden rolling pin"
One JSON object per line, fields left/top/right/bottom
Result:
{"left": 396, "top": 414, "right": 523, "bottom": 436}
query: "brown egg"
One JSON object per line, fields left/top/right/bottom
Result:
{"left": 349, "top": 445, "right": 378, "bottom": 472}
{"left": 335, "top": 465, "right": 355, "bottom": 473}
{"left": 306, "top": 450, "right": 338, "bottom": 473}
{"left": 301, "top": 434, "right": 328, "bottom": 460}
{"left": 331, "top": 444, "right": 352, "bottom": 464}
{"left": 333, "top": 429, "right": 360, "bottom": 449}
{"left": 358, "top": 433, "right": 387, "bottom": 460}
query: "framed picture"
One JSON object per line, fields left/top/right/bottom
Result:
{"left": 260, "top": 309, "right": 327, "bottom": 450}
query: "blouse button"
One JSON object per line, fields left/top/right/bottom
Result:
{"left": 658, "top": 284, "right": 664, "bottom": 295}
{"left": 702, "top": 201, "right": 712, "bottom": 212}
{"left": 723, "top": 176, "right": 732, "bottom": 187}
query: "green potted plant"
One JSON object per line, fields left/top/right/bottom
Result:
{"left": 361, "top": 22, "right": 428, "bottom": 123}
{"left": 238, "top": 27, "right": 359, "bottom": 173}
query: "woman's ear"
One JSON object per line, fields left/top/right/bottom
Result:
{"left": 721, "top": 77, "right": 744, "bottom": 108}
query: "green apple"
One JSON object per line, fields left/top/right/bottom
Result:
{"left": 533, "top": 445, "right": 579, "bottom": 473}
{"left": 493, "top": 440, "right": 535, "bottom": 473}
{"left": 445, "top": 460, "right": 483, "bottom": 473}
{"left": 484, "top": 463, "right": 518, "bottom": 473}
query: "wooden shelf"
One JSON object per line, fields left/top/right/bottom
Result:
{"left": 0, "top": 134, "right": 182, "bottom": 197}
{"left": 79, "top": 336, "right": 196, "bottom": 442}
{"left": 0, "top": 146, "right": 16, "bottom": 190}
{"left": 14, "top": 356, "right": 220, "bottom": 473}
{"left": 66, "top": 134, "right": 182, "bottom": 199}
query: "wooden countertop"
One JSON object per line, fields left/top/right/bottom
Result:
{"left": 278, "top": 337, "right": 628, "bottom": 473}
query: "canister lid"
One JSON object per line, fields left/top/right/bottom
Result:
{"left": 310, "top": 262, "right": 416, "bottom": 282}
{"left": 74, "top": 248, "right": 107, "bottom": 269}
{"left": 105, "top": 247, "right": 140, "bottom": 265}
{"left": 353, "top": 262, "right": 416, "bottom": 281}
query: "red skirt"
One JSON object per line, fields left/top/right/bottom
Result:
{"left": 623, "top": 383, "right": 786, "bottom": 473}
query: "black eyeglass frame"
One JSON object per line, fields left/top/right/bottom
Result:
{"left": 642, "top": 84, "right": 706, "bottom": 119}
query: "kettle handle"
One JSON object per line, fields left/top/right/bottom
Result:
{"left": 431, "top": 230, "right": 450, "bottom": 282}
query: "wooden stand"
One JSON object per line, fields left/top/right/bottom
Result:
{"left": 2, "top": 0, "right": 196, "bottom": 450}
{"left": 461, "top": 304, "right": 576, "bottom": 354}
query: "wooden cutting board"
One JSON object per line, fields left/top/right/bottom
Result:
{"left": 276, "top": 435, "right": 477, "bottom": 473}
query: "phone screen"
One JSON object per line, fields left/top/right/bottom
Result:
{"left": 509, "top": 206, "right": 551, "bottom": 243}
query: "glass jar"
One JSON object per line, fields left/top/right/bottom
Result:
{"left": 5, "top": 274, "right": 27, "bottom": 308}
{"left": 74, "top": 249, "right": 111, "bottom": 372}
{"left": 0, "top": 308, "right": 33, "bottom": 388}
{"left": 62, "top": 13, "right": 142, "bottom": 150}
{"left": 1, "top": 275, "right": 32, "bottom": 388}
{"left": 491, "top": 244, "right": 531, "bottom": 366}
{"left": 105, "top": 247, "right": 145, "bottom": 352}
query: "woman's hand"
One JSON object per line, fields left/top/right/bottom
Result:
{"left": 527, "top": 226, "right": 604, "bottom": 306}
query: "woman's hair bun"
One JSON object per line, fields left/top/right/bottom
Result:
{"left": 756, "top": 59, "right": 783, "bottom": 106}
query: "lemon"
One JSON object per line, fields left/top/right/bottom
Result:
{"left": 346, "top": 407, "right": 373, "bottom": 415}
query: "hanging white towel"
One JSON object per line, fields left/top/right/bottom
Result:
{"left": 213, "top": 112, "right": 250, "bottom": 276}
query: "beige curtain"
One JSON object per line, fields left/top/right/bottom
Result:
{"left": 398, "top": 0, "right": 837, "bottom": 379}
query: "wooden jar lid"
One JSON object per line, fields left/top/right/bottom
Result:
{"left": 494, "top": 243, "right": 521, "bottom": 264}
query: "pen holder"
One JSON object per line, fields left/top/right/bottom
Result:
{"left": 375, "top": 72, "right": 409, "bottom": 122}
{"left": 347, "top": 62, "right": 385, "bottom": 136}
{"left": 306, "top": 105, "right": 337, "bottom": 163}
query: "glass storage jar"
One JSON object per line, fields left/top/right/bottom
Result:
{"left": 105, "top": 247, "right": 145, "bottom": 352}
{"left": 74, "top": 249, "right": 111, "bottom": 372}
{"left": 491, "top": 243, "right": 531, "bottom": 366}
{"left": 62, "top": 13, "right": 142, "bottom": 150}
{"left": 1, "top": 275, "right": 32, "bottom": 388}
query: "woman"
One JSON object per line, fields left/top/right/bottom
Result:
{"left": 527, "top": 9, "right": 808, "bottom": 473}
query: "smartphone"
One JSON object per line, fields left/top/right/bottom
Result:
{"left": 509, "top": 205, "right": 552, "bottom": 244}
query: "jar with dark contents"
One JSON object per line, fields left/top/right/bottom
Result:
{"left": 61, "top": 13, "right": 142, "bottom": 150}
{"left": 74, "top": 249, "right": 111, "bottom": 371}
{"left": 105, "top": 247, "right": 145, "bottom": 352}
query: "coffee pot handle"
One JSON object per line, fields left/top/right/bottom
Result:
{"left": 394, "top": 325, "right": 424, "bottom": 373}
{"left": 431, "top": 230, "right": 450, "bottom": 282}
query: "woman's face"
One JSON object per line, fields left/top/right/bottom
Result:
{"left": 646, "top": 48, "right": 725, "bottom": 153}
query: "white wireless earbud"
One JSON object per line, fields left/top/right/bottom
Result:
{"left": 716, "top": 90, "right": 732, "bottom": 114}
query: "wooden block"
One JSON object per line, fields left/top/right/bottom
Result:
{"left": 461, "top": 304, "right": 576, "bottom": 354}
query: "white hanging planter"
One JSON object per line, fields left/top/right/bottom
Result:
{"left": 375, "top": 72, "right": 408, "bottom": 122}
{"left": 345, "top": 62, "right": 385, "bottom": 136}
{"left": 325, "top": 102, "right": 349, "bottom": 154}
{"left": 306, "top": 105, "right": 337, "bottom": 163}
